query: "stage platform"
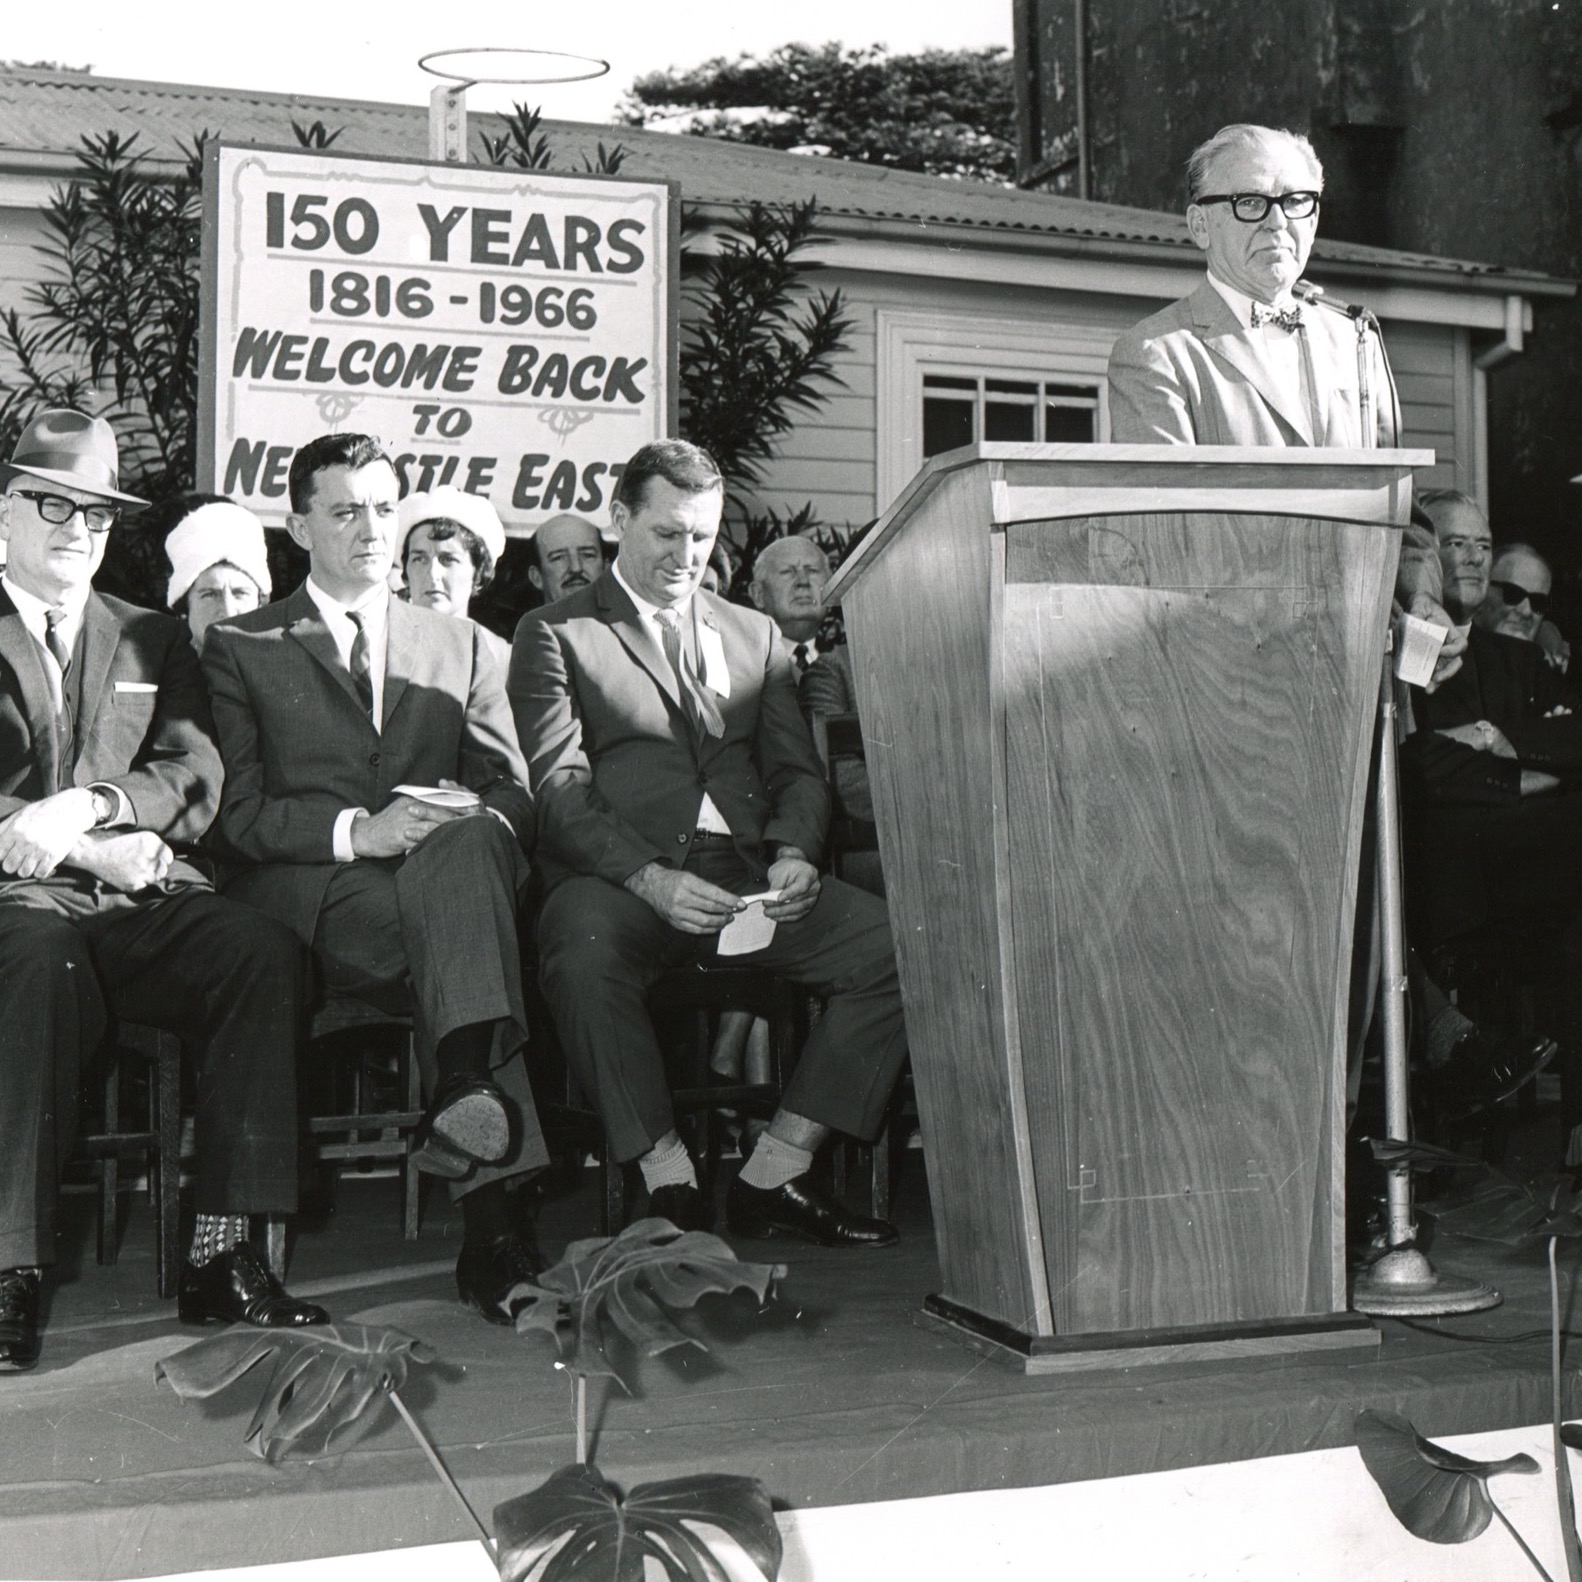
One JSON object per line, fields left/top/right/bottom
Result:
{"left": 4, "top": 1153, "right": 1579, "bottom": 1581}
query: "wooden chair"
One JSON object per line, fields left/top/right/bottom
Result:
{"left": 78, "top": 1021, "right": 182, "bottom": 1299}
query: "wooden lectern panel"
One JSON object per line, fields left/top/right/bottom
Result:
{"left": 1003, "top": 511, "right": 1394, "bottom": 1333}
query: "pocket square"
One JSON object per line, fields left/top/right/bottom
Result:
{"left": 113, "top": 681, "right": 158, "bottom": 693}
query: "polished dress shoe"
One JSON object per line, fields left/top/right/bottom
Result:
{"left": 412, "top": 1075, "right": 512, "bottom": 1179}
{"left": 1428, "top": 1029, "right": 1558, "bottom": 1119}
{"left": 177, "top": 1243, "right": 330, "bottom": 1327}
{"left": 0, "top": 1268, "right": 41, "bottom": 1371}
{"left": 456, "top": 1230, "right": 544, "bottom": 1325}
{"left": 646, "top": 1183, "right": 710, "bottom": 1234}
{"left": 726, "top": 1174, "right": 899, "bottom": 1248}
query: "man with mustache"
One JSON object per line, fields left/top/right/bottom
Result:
{"left": 1108, "top": 123, "right": 1385, "bottom": 447}
{"left": 528, "top": 513, "right": 607, "bottom": 606}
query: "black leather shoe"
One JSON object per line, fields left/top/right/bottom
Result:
{"left": 456, "top": 1230, "right": 544, "bottom": 1325}
{"left": 413, "top": 1075, "right": 512, "bottom": 1179}
{"left": 0, "top": 1268, "right": 41, "bottom": 1371}
{"left": 177, "top": 1244, "right": 330, "bottom": 1327}
{"left": 1428, "top": 1029, "right": 1558, "bottom": 1119}
{"left": 726, "top": 1175, "right": 898, "bottom": 1248}
{"left": 646, "top": 1183, "right": 710, "bottom": 1233}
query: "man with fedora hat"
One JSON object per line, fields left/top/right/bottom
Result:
{"left": 0, "top": 409, "right": 328, "bottom": 1372}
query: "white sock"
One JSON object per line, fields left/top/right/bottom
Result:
{"left": 639, "top": 1135, "right": 698, "bottom": 1193}
{"left": 739, "top": 1132, "right": 814, "bottom": 1191}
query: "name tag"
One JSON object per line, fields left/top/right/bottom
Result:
{"left": 114, "top": 681, "right": 158, "bottom": 693}
{"left": 697, "top": 622, "right": 730, "bottom": 699}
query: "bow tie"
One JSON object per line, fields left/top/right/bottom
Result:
{"left": 1250, "top": 302, "right": 1304, "bottom": 333}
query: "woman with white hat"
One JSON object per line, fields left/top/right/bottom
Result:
{"left": 165, "top": 497, "right": 272, "bottom": 648}
{"left": 398, "top": 487, "right": 509, "bottom": 663}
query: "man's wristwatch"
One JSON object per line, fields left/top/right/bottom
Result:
{"left": 88, "top": 787, "right": 118, "bottom": 828}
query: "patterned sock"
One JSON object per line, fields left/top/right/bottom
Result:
{"left": 1426, "top": 1005, "right": 1477, "bottom": 1068}
{"left": 187, "top": 1214, "right": 248, "bottom": 1267}
{"left": 638, "top": 1135, "right": 698, "bottom": 1193}
{"left": 739, "top": 1131, "right": 814, "bottom": 1192}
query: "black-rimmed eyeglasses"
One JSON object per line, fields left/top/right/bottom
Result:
{"left": 1194, "top": 191, "right": 1321, "bottom": 223}
{"left": 1491, "top": 579, "right": 1551, "bottom": 616}
{"left": 12, "top": 489, "right": 118, "bottom": 534}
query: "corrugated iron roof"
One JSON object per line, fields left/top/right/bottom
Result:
{"left": 0, "top": 66, "right": 1569, "bottom": 295}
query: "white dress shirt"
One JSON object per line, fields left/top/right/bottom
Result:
{"left": 612, "top": 559, "right": 730, "bottom": 835}
{"left": 1206, "top": 271, "right": 1320, "bottom": 438}
{"left": 2, "top": 573, "right": 128, "bottom": 823}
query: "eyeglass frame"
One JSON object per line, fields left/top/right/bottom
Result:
{"left": 1489, "top": 578, "right": 1551, "bottom": 616}
{"left": 1192, "top": 191, "right": 1322, "bottom": 223}
{"left": 9, "top": 488, "right": 120, "bottom": 534}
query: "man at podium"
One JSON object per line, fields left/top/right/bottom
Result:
{"left": 1107, "top": 123, "right": 1382, "bottom": 447}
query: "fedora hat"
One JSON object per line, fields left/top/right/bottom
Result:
{"left": 3, "top": 409, "right": 147, "bottom": 506}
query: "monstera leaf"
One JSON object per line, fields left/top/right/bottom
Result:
{"left": 156, "top": 1323, "right": 434, "bottom": 1461}
{"left": 495, "top": 1462, "right": 781, "bottom": 1582}
{"left": 1432, "top": 1171, "right": 1582, "bottom": 1246}
{"left": 1363, "top": 1136, "right": 1482, "bottom": 1172}
{"left": 509, "top": 1218, "right": 786, "bottom": 1387}
{"left": 1355, "top": 1409, "right": 1539, "bottom": 1544}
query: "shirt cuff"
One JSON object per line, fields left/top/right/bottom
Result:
{"left": 86, "top": 782, "right": 132, "bottom": 828}
{"left": 333, "top": 807, "right": 367, "bottom": 863}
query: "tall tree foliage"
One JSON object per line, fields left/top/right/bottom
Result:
{"left": 622, "top": 42, "right": 1017, "bottom": 184}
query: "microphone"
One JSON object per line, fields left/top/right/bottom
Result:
{"left": 1292, "top": 279, "right": 1376, "bottom": 327}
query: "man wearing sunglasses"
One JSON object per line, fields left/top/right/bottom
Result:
{"left": 1108, "top": 122, "right": 1385, "bottom": 447}
{"left": 1475, "top": 544, "right": 1555, "bottom": 648}
{"left": 0, "top": 410, "right": 328, "bottom": 1372}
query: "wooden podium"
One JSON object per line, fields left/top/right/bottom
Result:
{"left": 824, "top": 443, "right": 1431, "bottom": 1371}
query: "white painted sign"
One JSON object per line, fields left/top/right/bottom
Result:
{"left": 200, "top": 143, "right": 675, "bottom": 535}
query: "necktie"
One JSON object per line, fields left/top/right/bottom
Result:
{"left": 1250, "top": 302, "right": 1304, "bottom": 332}
{"left": 656, "top": 608, "right": 725, "bottom": 738}
{"left": 347, "top": 607, "right": 376, "bottom": 724}
{"left": 793, "top": 642, "right": 810, "bottom": 674}
{"left": 43, "top": 607, "right": 74, "bottom": 771}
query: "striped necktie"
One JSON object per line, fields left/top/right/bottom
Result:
{"left": 656, "top": 608, "right": 724, "bottom": 738}
{"left": 43, "top": 607, "right": 75, "bottom": 772}
{"left": 347, "top": 607, "right": 376, "bottom": 723}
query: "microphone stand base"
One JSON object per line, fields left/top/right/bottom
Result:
{"left": 1351, "top": 1247, "right": 1502, "bottom": 1317}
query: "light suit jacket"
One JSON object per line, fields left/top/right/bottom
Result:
{"left": 1106, "top": 280, "right": 1385, "bottom": 447}
{"left": 509, "top": 571, "right": 829, "bottom": 894}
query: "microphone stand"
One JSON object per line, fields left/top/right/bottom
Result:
{"left": 1303, "top": 282, "right": 1500, "bottom": 1316}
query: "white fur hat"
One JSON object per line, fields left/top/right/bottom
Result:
{"left": 166, "top": 501, "right": 272, "bottom": 608}
{"left": 398, "top": 486, "right": 506, "bottom": 564}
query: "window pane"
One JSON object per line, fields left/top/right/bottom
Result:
{"left": 984, "top": 400, "right": 1037, "bottom": 442}
{"left": 923, "top": 374, "right": 978, "bottom": 391}
{"left": 985, "top": 378, "right": 1038, "bottom": 395}
{"left": 1045, "top": 402, "right": 1096, "bottom": 443}
{"left": 923, "top": 395, "right": 975, "bottom": 457}
{"left": 1045, "top": 383, "right": 1094, "bottom": 401}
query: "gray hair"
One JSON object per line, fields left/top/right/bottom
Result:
{"left": 1186, "top": 124, "right": 1324, "bottom": 202}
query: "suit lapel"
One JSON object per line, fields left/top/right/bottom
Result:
{"left": 283, "top": 585, "right": 371, "bottom": 719}
{"left": 1191, "top": 282, "right": 1315, "bottom": 445}
{"left": 383, "top": 597, "right": 417, "bottom": 727}
{"left": 597, "top": 572, "right": 687, "bottom": 719}
{"left": 0, "top": 588, "right": 59, "bottom": 791}
{"left": 73, "top": 592, "right": 121, "bottom": 774}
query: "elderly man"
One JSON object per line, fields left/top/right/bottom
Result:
{"left": 1108, "top": 123, "right": 1387, "bottom": 446}
{"left": 749, "top": 536, "right": 829, "bottom": 676}
{"left": 528, "top": 512, "right": 608, "bottom": 606}
{"left": 1474, "top": 542, "right": 1554, "bottom": 647}
{"left": 0, "top": 411, "right": 326, "bottom": 1370}
{"left": 511, "top": 439, "right": 908, "bottom": 1246}
{"left": 202, "top": 433, "right": 547, "bottom": 1323}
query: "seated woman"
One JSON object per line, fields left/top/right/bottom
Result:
{"left": 398, "top": 487, "right": 508, "bottom": 664}
{"left": 165, "top": 497, "right": 272, "bottom": 647}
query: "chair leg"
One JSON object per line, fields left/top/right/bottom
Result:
{"left": 870, "top": 1122, "right": 891, "bottom": 1223}
{"left": 602, "top": 1150, "right": 626, "bottom": 1236}
{"left": 402, "top": 1032, "right": 422, "bottom": 1241}
{"left": 156, "top": 1033, "right": 182, "bottom": 1300}
{"left": 98, "top": 1060, "right": 120, "bottom": 1267}
{"left": 263, "top": 1215, "right": 287, "bottom": 1280}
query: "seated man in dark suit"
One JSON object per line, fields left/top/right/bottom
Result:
{"left": 202, "top": 434, "right": 546, "bottom": 1323}
{"left": 0, "top": 411, "right": 326, "bottom": 1371}
{"left": 1402, "top": 489, "right": 1582, "bottom": 1137}
{"left": 511, "top": 440, "right": 908, "bottom": 1246}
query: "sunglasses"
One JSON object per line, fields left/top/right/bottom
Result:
{"left": 1490, "top": 579, "right": 1550, "bottom": 616}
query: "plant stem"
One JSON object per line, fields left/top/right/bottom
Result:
{"left": 576, "top": 1373, "right": 588, "bottom": 1465}
{"left": 388, "top": 1387, "right": 494, "bottom": 1552}
{"left": 1552, "top": 1237, "right": 1582, "bottom": 1582}
{"left": 1492, "top": 1498, "right": 1559, "bottom": 1582}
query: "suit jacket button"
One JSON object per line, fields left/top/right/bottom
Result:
{"left": 676, "top": 833, "right": 687, "bottom": 844}
{"left": 698, "top": 772, "right": 709, "bottom": 785}
{"left": 369, "top": 752, "right": 381, "bottom": 767}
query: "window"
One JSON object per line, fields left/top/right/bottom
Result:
{"left": 922, "top": 374, "right": 1101, "bottom": 458}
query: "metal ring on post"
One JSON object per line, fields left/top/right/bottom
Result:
{"left": 418, "top": 47, "right": 612, "bottom": 88}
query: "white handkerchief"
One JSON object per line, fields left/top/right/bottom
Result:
{"left": 392, "top": 783, "right": 481, "bottom": 809}
{"left": 113, "top": 681, "right": 158, "bottom": 693}
{"left": 697, "top": 621, "right": 730, "bottom": 699}
{"left": 716, "top": 890, "right": 782, "bottom": 957}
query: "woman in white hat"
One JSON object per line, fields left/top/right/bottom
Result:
{"left": 165, "top": 497, "right": 272, "bottom": 648}
{"left": 398, "top": 486, "right": 509, "bottom": 663}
